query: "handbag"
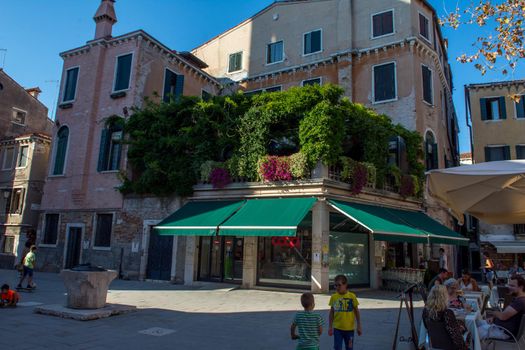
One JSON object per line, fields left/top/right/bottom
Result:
{"left": 396, "top": 336, "right": 417, "bottom": 350}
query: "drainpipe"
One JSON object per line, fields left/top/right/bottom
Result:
{"left": 464, "top": 85, "right": 475, "bottom": 162}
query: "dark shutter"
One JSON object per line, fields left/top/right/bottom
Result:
{"left": 229, "top": 54, "right": 236, "bottom": 72}
{"left": 175, "top": 74, "right": 184, "bottom": 99}
{"left": 63, "top": 67, "right": 79, "bottom": 102}
{"left": 422, "top": 66, "right": 432, "bottom": 104}
{"left": 432, "top": 143, "right": 438, "bottom": 169}
{"left": 484, "top": 147, "right": 492, "bottom": 162}
{"left": 504, "top": 145, "right": 511, "bottom": 160}
{"left": 480, "top": 98, "right": 487, "bottom": 120}
{"left": 372, "top": 14, "right": 381, "bottom": 37}
{"left": 517, "top": 145, "right": 525, "bottom": 159}
{"left": 499, "top": 96, "right": 507, "bottom": 119}
{"left": 304, "top": 32, "right": 312, "bottom": 54}
{"left": 114, "top": 54, "right": 132, "bottom": 91}
{"left": 517, "top": 96, "right": 525, "bottom": 119}
{"left": 163, "top": 69, "right": 175, "bottom": 103}
{"left": 97, "top": 129, "right": 109, "bottom": 172}
{"left": 374, "top": 63, "right": 395, "bottom": 102}
{"left": 311, "top": 30, "right": 321, "bottom": 52}
{"left": 383, "top": 11, "right": 393, "bottom": 35}
{"left": 53, "top": 127, "right": 69, "bottom": 175}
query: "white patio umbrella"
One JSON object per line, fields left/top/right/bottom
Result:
{"left": 426, "top": 160, "right": 525, "bottom": 225}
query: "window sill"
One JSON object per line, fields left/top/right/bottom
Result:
{"left": 59, "top": 102, "right": 73, "bottom": 109}
{"left": 227, "top": 69, "right": 244, "bottom": 74}
{"left": 371, "top": 32, "right": 395, "bottom": 40}
{"left": 419, "top": 34, "right": 432, "bottom": 45}
{"left": 422, "top": 100, "right": 434, "bottom": 107}
{"left": 372, "top": 97, "right": 398, "bottom": 105}
{"left": 92, "top": 246, "right": 112, "bottom": 251}
{"left": 110, "top": 91, "right": 127, "bottom": 99}
{"left": 302, "top": 50, "right": 323, "bottom": 57}
{"left": 98, "top": 170, "right": 120, "bottom": 174}
{"left": 265, "top": 60, "right": 284, "bottom": 67}
{"left": 11, "top": 121, "right": 26, "bottom": 127}
{"left": 39, "top": 243, "right": 58, "bottom": 248}
{"left": 48, "top": 174, "right": 66, "bottom": 178}
{"left": 483, "top": 119, "right": 504, "bottom": 123}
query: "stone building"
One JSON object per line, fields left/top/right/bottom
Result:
{"left": 0, "top": 69, "right": 53, "bottom": 268}
{"left": 465, "top": 80, "right": 525, "bottom": 266}
{"left": 36, "top": 0, "right": 466, "bottom": 291}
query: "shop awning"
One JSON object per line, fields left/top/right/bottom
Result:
{"left": 154, "top": 200, "right": 245, "bottom": 236}
{"left": 491, "top": 241, "right": 525, "bottom": 254}
{"left": 327, "top": 200, "right": 468, "bottom": 246}
{"left": 219, "top": 197, "right": 317, "bottom": 236}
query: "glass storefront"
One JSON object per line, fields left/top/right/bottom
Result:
{"left": 329, "top": 231, "right": 370, "bottom": 286}
{"left": 198, "top": 236, "right": 243, "bottom": 282}
{"left": 257, "top": 228, "right": 312, "bottom": 287}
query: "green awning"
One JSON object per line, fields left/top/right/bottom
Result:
{"left": 219, "top": 197, "right": 317, "bottom": 236}
{"left": 154, "top": 200, "right": 245, "bottom": 236}
{"left": 327, "top": 200, "right": 429, "bottom": 243}
{"left": 327, "top": 200, "right": 468, "bottom": 246}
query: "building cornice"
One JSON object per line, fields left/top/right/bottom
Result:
{"left": 466, "top": 80, "right": 525, "bottom": 91}
{"left": 0, "top": 133, "right": 52, "bottom": 145}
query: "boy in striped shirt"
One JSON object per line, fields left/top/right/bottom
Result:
{"left": 291, "top": 292, "right": 324, "bottom": 350}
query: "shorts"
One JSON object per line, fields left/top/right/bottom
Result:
{"left": 333, "top": 329, "right": 354, "bottom": 350}
{"left": 486, "top": 270, "right": 494, "bottom": 281}
{"left": 23, "top": 265, "right": 33, "bottom": 277}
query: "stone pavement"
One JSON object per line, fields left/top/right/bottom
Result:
{"left": 0, "top": 269, "right": 423, "bottom": 349}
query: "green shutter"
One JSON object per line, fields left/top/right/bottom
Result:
{"left": 432, "top": 143, "right": 439, "bottom": 169}
{"left": 175, "top": 74, "right": 184, "bottom": 98}
{"left": 53, "top": 127, "right": 68, "bottom": 175}
{"left": 480, "top": 98, "right": 487, "bottom": 120}
{"left": 499, "top": 96, "right": 507, "bottom": 119}
{"left": 97, "top": 129, "right": 109, "bottom": 172}
{"left": 163, "top": 69, "right": 173, "bottom": 103}
{"left": 504, "top": 145, "right": 511, "bottom": 160}
{"left": 517, "top": 96, "right": 525, "bottom": 119}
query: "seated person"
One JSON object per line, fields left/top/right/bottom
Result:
{"left": 423, "top": 285, "right": 469, "bottom": 350}
{"left": 509, "top": 264, "right": 524, "bottom": 276}
{"left": 428, "top": 268, "right": 449, "bottom": 291}
{"left": 490, "top": 274, "right": 525, "bottom": 337}
{"left": 444, "top": 278, "right": 464, "bottom": 309}
{"left": 459, "top": 269, "right": 480, "bottom": 292}
{"left": 0, "top": 284, "right": 19, "bottom": 307}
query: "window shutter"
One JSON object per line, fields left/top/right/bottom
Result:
{"left": 480, "top": 98, "right": 487, "bottom": 120}
{"left": 374, "top": 66, "right": 383, "bottom": 101}
{"left": 97, "top": 129, "right": 109, "bottom": 172}
{"left": 312, "top": 31, "right": 321, "bottom": 52}
{"left": 484, "top": 147, "right": 491, "bottom": 162}
{"left": 304, "top": 32, "right": 311, "bottom": 54}
{"left": 517, "top": 96, "right": 525, "bottom": 119}
{"left": 53, "top": 128, "right": 69, "bottom": 175}
{"left": 175, "top": 74, "right": 184, "bottom": 99}
{"left": 504, "top": 145, "right": 511, "bottom": 160}
{"left": 163, "top": 70, "right": 172, "bottom": 102}
{"left": 499, "top": 96, "right": 507, "bottom": 119}
{"left": 432, "top": 143, "right": 438, "bottom": 169}
{"left": 372, "top": 15, "right": 381, "bottom": 37}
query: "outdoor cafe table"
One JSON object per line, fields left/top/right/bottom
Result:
{"left": 418, "top": 310, "right": 482, "bottom": 350}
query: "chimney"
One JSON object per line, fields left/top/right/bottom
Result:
{"left": 93, "top": 0, "right": 117, "bottom": 40}
{"left": 26, "top": 87, "right": 42, "bottom": 100}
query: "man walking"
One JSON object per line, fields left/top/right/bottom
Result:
{"left": 17, "top": 245, "right": 36, "bottom": 290}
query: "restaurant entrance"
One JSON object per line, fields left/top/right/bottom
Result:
{"left": 198, "top": 236, "right": 243, "bottom": 283}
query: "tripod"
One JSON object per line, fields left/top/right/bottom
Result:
{"left": 392, "top": 283, "right": 420, "bottom": 350}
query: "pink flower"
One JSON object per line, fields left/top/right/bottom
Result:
{"left": 209, "top": 167, "right": 231, "bottom": 188}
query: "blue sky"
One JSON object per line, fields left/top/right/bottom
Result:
{"left": 1, "top": 0, "right": 523, "bottom": 153}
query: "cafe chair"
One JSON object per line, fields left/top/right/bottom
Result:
{"left": 484, "top": 315, "right": 525, "bottom": 350}
{"left": 425, "top": 318, "right": 462, "bottom": 350}
{"left": 480, "top": 294, "right": 490, "bottom": 316}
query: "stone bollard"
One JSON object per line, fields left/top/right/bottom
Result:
{"left": 61, "top": 269, "right": 118, "bottom": 309}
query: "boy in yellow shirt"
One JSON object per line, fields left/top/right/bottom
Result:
{"left": 328, "top": 275, "right": 362, "bottom": 350}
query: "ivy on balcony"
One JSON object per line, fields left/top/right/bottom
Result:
{"left": 120, "top": 84, "right": 424, "bottom": 197}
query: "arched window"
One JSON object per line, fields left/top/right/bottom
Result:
{"left": 52, "top": 126, "right": 69, "bottom": 175}
{"left": 425, "top": 131, "right": 438, "bottom": 170}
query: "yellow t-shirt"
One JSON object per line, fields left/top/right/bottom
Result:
{"left": 329, "top": 291, "right": 359, "bottom": 331}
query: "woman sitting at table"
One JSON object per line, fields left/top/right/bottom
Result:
{"left": 423, "top": 285, "right": 469, "bottom": 350}
{"left": 444, "top": 278, "right": 464, "bottom": 309}
{"left": 459, "top": 270, "right": 480, "bottom": 292}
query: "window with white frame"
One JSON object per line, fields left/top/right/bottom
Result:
{"left": 17, "top": 145, "right": 29, "bottom": 168}
{"left": 94, "top": 213, "right": 113, "bottom": 248}
{"left": 228, "top": 52, "right": 243, "bottom": 73}
{"left": 419, "top": 13, "right": 430, "bottom": 41}
{"left": 372, "top": 10, "right": 394, "bottom": 38}
{"left": 373, "top": 62, "right": 396, "bottom": 102}
{"left": 63, "top": 67, "right": 79, "bottom": 102}
{"left": 12, "top": 108, "right": 26, "bottom": 125}
{"left": 42, "top": 213, "right": 59, "bottom": 245}
{"left": 97, "top": 124, "right": 122, "bottom": 172}
{"left": 2, "top": 147, "right": 15, "bottom": 170}
{"left": 113, "top": 53, "right": 133, "bottom": 92}
{"left": 422, "top": 65, "right": 433, "bottom": 104}
{"left": 302, "top": 78, "right": 322, "bottom": 86}
{"left": 267, "top": 41, "right": 284, "bottom": 64}
{"left": 1, "top": 188, "right": 23, "bottom": 215}
{"left": 304, "top": 30, "right": 322, "bottom": 55}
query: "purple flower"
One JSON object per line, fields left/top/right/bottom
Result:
{"left": 260, "top": 156, "right": 292, "bottom": 181}
{"left": 209, "top": 167, "right": 231, "bottom": 188}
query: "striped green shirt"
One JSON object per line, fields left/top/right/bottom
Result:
{"left": 292, "top": 311, "right": 324, "bottom": 350}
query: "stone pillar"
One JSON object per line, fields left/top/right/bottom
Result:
{"left": 311, "top": 200, "right": 330, "bottom": 293}
{"left": 369, "top": 234, "right": 378, "bottom": 289}
{"left": 184, "top": 236, "right": 196, "bottom": 285}
{"left": 242, "top": 237, "right": 257, "bottom": 289}
{"left": 170, "top": 236, "right": 179, "bottom": 282}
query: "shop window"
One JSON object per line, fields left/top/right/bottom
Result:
{"left": 267, "top": 41, "right": 284, "bottom": 64}
{"left": 113, "top": 53, "right": 133, "bottom": 92}
{"left": 17, "top": 145, "right": 29, "bottom": 168}
{"left": 2, "top": 235, "right": 14, "bottom": 254}
{"left": 329, "top": 231, "right": 369, "bottom": 286}
{"left": 163, "top": 69, "right": 184, "bottom": 102}
{"left": 62, "top": 67, "right": 79, "bottom": 102}
{"left": 372, "top": 10, "right": 394, "bottom": 38}
{"left": 42, "top": 213, "right": 59, "bottom": 245}
{"left": 228, "top": 52, "right": 243, "bottom": 73}
{"left": 373, "top": 62, "right": 396, "bottom": 102}
{"left": 97, "top": 124, "right": 122, "bottom": 172}
{"left": 94, "top": 213, "right": 113, "bottom": 248}
{"left": 304, "top": 29, "right": 322, "bottom": 55}
{"left": 485, "top": 145, "right": 510, "bottom": 162}
{"left": 257, "top": 228, "right": 311, "bottom": 287}
{"left": 425, "top": 131, "right": 438, "bottom": 170}
{"left": 52, "top": 126, "right": 69, "bottom": 175}
{"left": 2, "top": 147, "right": 15, "bottom": 170}
{"left": 480, "top": 97, "right": 506, "bottom": 120}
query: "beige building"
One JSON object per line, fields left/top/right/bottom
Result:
{"left": 465, "top": 80, "right": 525, "bottom": 264}
{"left": 192, "top": 0, "right": 460, "bottom": 170}
{"left": 0, "top": 69, "right": 54, "bottom": 268}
